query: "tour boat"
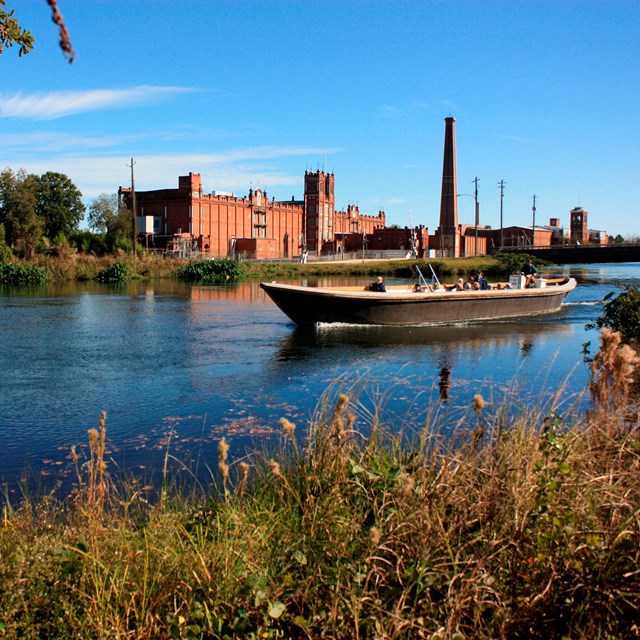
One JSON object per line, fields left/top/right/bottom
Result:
{"left": 260, "top": 276, "right": 577, "bottom": 327}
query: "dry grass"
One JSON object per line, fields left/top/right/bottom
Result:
{"left": 1, "top": 330, "right": 640, "bottom": 638}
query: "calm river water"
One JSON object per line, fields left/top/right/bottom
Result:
{"left": 0, "top": 262, "right": 637, "bottom": 493}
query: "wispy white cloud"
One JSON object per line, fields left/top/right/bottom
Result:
{"left": 0, "top": 131, "right": 148, "bottom": 152}
{"left": 0, "top": 86, "right": 195, "bottom": 120}
{"left": 0, "top": 146, "right": 342, "bottom": 200}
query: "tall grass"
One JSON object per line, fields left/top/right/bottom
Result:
{"left": 1, "top": 329, "right": 640, "bottom": 638}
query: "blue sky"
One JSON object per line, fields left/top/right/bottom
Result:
{"left": 1, "top": 0, "right": 638, "bottom": 236}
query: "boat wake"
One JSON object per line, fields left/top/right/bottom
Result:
{"left": 562, "top": 301, "right": 602, "bottom": 307}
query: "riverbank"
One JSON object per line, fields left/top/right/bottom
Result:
{"left": 1, "top": 329, "right": 639, "bottom": 639}
{"left": 16, "top": 251, "right": 514, "bottom": 283}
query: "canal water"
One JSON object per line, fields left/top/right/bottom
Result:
{"left": 0, "top": 263, "right": 637, "bottom": 493}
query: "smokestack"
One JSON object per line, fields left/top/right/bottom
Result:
{"left": 439, "top": 117, "right": 458, "bottom": 231}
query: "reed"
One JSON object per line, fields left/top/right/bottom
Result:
{"left": 0, "top": 330, "right": 639, "bottom": 638}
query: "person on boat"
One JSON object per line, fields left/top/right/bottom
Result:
{"left": 477, "top": 272, "right": 489, "bottom": 290}
{"left": 522, "top": 260, "right": 538, "bottom": 276}
{"left": 366, "top": 276, "right": 386, "bottom": 292}
{"left": 412, "top": 283, "right": 424, "bottom": 292}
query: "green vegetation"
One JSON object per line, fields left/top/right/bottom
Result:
{"left": 0, "top": 261, "right": 48, "bottom": 285}
{"left": 588, "top": 283, "right": 640, "bottom": 346}
{"left": 96, "top": 261, "right": 131, "bottom": 283}
{"left": 1, "top": 330, "right": 640, "bottom": 638}
{"left": 179, "top": 258, "right": 243, "bottom": 282}
{"left": 0, "top": 1, "right": 34, "bottom": 57}
{"left": 0, "top": 1, "right": 74, "bottom": 62}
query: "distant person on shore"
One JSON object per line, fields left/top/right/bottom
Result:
{"left": 366, "top": 276, "right": 386, "bottom": 292}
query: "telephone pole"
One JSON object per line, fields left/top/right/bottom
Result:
{"left": 128, "top": 158, "right": 138, "bottom": 257}
{"left": 531, "top": 194, "right": 537, "bottom": 248}
{"left": 473, "top": 176, "right": 479, "bottom": 256}
{"left": 498, "top": 180, "right": 506, "bottom": 250}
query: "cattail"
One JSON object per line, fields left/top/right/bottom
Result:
{"left": 472, "top": 394, "right": 486, "bottom": 414}
{"left": 238, "top": 462, "right": 250, "bottom": 498}
{"left": 268, "top": 459, "right": 283, "bottom": 479}
{"left": 279, "top": 417, "right": 296, "bottom": 438}
{"left": 397, "top": 472, "right": 415, "bottom": 497}
{"left": 218, "top": 438, "right": 230, "bottom": 463}
{"left": 218, "top": 438, "right": 230, "bottom": 486}
{"left": 336, "top": 394, "right": 349, "bottom": 414}
{"left": 88, "top": 429, "right": 99, "bottom": 452}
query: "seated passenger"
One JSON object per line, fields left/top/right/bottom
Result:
{"left": 366, "top": 276, "right": 387, "bottom": 292}
{"left": 412, "top": 283, "right": 424, "bottom": 292}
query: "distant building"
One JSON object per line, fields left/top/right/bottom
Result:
{"left": 486, "top": 209, "right": 607, "bottom": 250}
{"left": 119, "top": 171, "right": 408, "bottom": 259}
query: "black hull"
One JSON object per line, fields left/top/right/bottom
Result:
{"left": 260, "top": 279, "right": 577, "bottom": 327}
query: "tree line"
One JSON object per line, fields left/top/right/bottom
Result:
{"left": 0, "top": 167, "right": 133, "bottom": 260}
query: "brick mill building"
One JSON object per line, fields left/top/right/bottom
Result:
{"left": 118, "top": 170, "right": 426, "bottom": 260}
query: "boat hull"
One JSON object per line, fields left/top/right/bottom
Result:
{"left": 260, "top": 279, "right": 577, "bottom": 327}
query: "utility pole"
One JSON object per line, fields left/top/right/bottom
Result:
{"left": 531, "top": 194, "right": 537, "bottom": 248}
{"left": 473, "top": 176, "right": 479, "bottom": 256}
{"left": 498, "top": 180, "right": 506, "bottom": 249}
{"left": 128, "top": 158, "right": 138, "bottom": 257}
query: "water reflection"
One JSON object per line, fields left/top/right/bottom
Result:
{"left": 274, "top": 319, "right": 572, "bottom": 361}
{"left": 439, "top": 365, "right": 451, "bottom": 402}
{"left": 0, "top": 265, "right": 629, "bottom": 492}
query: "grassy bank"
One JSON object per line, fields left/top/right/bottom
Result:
{"left": 1, "top": 329, "right": 639, "bottom": 639}
{"left": 13, "top": 252, "right": 513, "bottom": 283}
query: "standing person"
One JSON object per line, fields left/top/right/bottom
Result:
{"left": 366, "top": 276, "right": 386, "bottom": 292}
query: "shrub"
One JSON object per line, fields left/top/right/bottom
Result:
{"left": 0, "top": 262, "right": 48, "bottom": 285}
{"left": 96, "top": 261, "right": 130, "bottom": 283}
{"left": 492, "top": 251, "right": 537, "bottom": 274}
{"left": 588, "top": 284, "right": 640, "bottom": 346}
{"left": 178, "top": 258, "right": 242, "bottom": 282}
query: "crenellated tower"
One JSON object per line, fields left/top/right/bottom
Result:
{"left": 303, "top": 170, "right": 335, "bottom": 252}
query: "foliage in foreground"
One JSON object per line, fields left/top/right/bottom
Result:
{"left": 588, "top": 283, "right": 640, "bottom": 346}
{"left": 1, "top": 329, "right": 640, "bottom": 639}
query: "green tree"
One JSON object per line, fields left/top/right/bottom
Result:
{"left": 0, "top": 1, "right": 74, "bottom": 62}
{"left": 0, "top": 0, "right": 34, "bottom": 56}
{"left": 34, "top": 171, "right": 85, "bottom": 241}
{"left": 0, "top": 168, "right": 43, "bottom": 258}
{"left": 87, "top": 192, "right": 133, "bottom": 253}
{"left": 88, "top": 193, "right": 118, "bottom": 234}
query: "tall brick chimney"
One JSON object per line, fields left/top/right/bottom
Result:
{"left": 438, "top": 117, "right": 460, "bottom": 257}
